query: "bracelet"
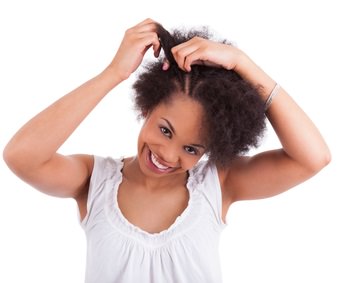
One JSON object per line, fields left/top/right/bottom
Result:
{"left": 265, "top": 83, "right": 281, "bottom": 111}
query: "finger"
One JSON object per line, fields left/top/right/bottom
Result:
{"left": 162, "top": 59, "right": 170, "bottom": 71}
{"left": 172, "top": 44, "right": 200, "bottom": 71}
{"left": 183, "top": 49, "right": 209, "bottom": 71}
{"left": 134, "top": 18, "right": 158, "bottom": 28}
{"left": 171, "top": 38, "right": 196, "bottom": 53}
{"left": 127, "top": 20, "right": 159, "bottom": 40}
{"left": 131, "top": 24, "right": 158, "bottom": 37}
{"left": 153, "top": 43, "right": 161, "bottom": 58}
{"left": 135, "top": 32, "right": 161, "bottom": 56}
{"left": 130, "top": 21, "right": 161, "bottom": 58}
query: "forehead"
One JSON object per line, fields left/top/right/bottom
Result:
{"left": 151, "top": 95, "right": 205, "bottom": 138}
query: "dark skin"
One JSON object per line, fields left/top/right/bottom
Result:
{"left": 117, "top": 94, "right": 205, "bottom": 233}
{"left": 118, "top": 158, "right": 190, "bottom": 233}
{"left": 4, "top": 19, "right": 330, "bottom": 235}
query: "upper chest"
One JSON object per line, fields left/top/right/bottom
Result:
{"left": 117, "top": 180, "right": 190, "bottom": 234}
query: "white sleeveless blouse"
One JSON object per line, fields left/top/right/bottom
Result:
{"left": 80, "top": 156, "right": 226, "bottom": 283}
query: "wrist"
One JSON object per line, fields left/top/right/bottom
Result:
{"left": 233, "top": 51, "right": 256, "bottom": 76}
{"left": 101, "top": 64, "right": 128, "bottom": 87}
{"left": 233, "top": 52, "right": 276, "bottom": 98}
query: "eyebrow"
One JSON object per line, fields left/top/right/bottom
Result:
{"left": 161, "top": 118, "right": 206, "bottom": 149}
{"left": 162, "top": 118, "right": 176, "bottom": 134}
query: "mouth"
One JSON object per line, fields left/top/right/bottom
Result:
{"left": 146, "top": 148, "right": 177, "bottom": 174}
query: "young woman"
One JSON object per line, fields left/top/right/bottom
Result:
{"left": 3, "top": 18, "right": 331, "bottom": 282}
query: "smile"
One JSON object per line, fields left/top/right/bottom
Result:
{"left": 150, "top": 152, "right": 170, "bottom": 170}
{"left": 145, "top": 148, "right": 177, "bottom": 174}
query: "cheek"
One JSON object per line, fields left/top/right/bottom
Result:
{"left": 137, "top": 124, "right": 161, "bottom": 149}
{"left": 180, "top": 155, "right": 202, "bottom": 170}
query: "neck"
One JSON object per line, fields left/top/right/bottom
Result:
{"left": 123, "top": 156, "right": 188, "bottom": 191}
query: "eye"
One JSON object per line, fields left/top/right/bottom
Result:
{"left": 160, "top": 126, "right": 172, "bottom": 138}
{"left": 184, "top": 146, "right": 198, "bottom": 155}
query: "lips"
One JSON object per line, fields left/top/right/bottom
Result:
{"left": 146, "top": 147, "right": 176, "bottom": 174}
{"left": 150, "top": 152, "right": 170, "bottom": 170}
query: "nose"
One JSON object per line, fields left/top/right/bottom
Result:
{"left": 158, "top": 143, "right": 179, "bottom": 165}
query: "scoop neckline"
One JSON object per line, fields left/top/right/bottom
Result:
{"left": 109, "top": 158, "right": 196, "bottom": 238}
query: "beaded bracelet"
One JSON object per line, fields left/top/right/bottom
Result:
{"left": 265, "top": 83, "right": 281, "bottom": 111}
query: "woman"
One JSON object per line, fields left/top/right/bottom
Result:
{"left": 3, "top": 18, "right": 330, "bottom": 282}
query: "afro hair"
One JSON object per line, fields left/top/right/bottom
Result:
{"left": 132, "top": 24, "right": 267, "bottom": 167}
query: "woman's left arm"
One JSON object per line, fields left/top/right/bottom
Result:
{"left": 225, "top": 53, "right": 331, "bottom": 201}
{"left": 172, "top": 38, "right": 331, "bottom": 201}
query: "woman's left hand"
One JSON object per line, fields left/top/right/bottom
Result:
{"left": 169, "top": 37, "right": 243, "bottom": 72}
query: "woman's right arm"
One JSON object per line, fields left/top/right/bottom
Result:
{"left": 3, "top": 18, "right": 161, "bottom": 204}
{"left": 3, "top": 69, "right": 120, "bottom": 199}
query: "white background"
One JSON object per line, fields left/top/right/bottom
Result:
{"left": 1, "top": 0, "right": 339, "bottom": 282}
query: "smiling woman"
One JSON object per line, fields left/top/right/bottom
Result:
{"left": 133, "top": 26, "right": 267, "bottom": 167}
{"left": 137, "top": 94, "right": 206, "bottom": 176}
{"left": 2, "top": 18, "right": 330, "bottom": 283}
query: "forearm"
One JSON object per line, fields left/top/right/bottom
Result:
{"left": 236, "top": 52, "right": 331, "bottom": 171}
{"left": 4, "top": 18, "right": 162, "bottom": 172}
{"left": 4, "top": 66, "right": 123, "bottom": 168}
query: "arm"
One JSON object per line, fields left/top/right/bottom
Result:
{"left": 171, "top": 37, "right": 331, "bottom": 202}
{"left": 3, "top": 18, "right": 161, "bottom": 205}
{"left": 225, "top": 53, "right": 331, "bottom": 201}
{"left": 3, "top": 68, "right": 118, "bottom": 198}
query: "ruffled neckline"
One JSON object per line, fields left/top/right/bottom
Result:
{"left": 104, "top": 158, "right": 203, "bottom": 246}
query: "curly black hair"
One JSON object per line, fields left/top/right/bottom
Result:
{"left": 132, "top": 24, "right": 267, "bottom": 167}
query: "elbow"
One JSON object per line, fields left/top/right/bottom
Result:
{"left": 322, "top": 149, "right": 332, "bottom": 169}
{"left": 3, "top": 142, "right": 28, "bottom": 175}
{"left": 3, "top": 143, "right": 19, "bottom": 172}
{"left": 317, "top": 147, "right": 332, "bottom": 170}
{"left": 3, "top": 144, "right": 12, "bottom": 166}
{"left": 307, "top": 147, "right": 332, "bottom": 175}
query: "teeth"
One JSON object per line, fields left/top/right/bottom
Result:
{"left": 151, "top": 152, "right": 170, "bottom": 170}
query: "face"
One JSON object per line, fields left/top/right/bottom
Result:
{"left": 137, "top": 94, "right": 206, "bottom": 178}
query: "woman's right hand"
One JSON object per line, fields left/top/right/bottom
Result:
{"left": 108, "top": 18, "right": 161, "bottom": 81}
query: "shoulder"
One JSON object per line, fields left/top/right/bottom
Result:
{"left": 90, "top": 155, "right": 124, "bottom": 181}
{"left": 76, "top": 155, "right": 123, "bottom": 221}
{"left": 216, "top": 156, "right": 244, "bottom": 187}
{"left": 190, "top": 159, "right": 214, "bottom": 183}
{"left": 190, "top": 159, "right": 224, "bottom": 191}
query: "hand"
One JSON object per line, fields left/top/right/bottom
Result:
{"left": 168, "top": 37, "right": 243, "bottom": 72}
{"left": 108, "top": 18, "right": 161, "bottom": 80}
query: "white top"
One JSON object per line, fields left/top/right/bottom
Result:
{"left": 80, "top": 156, "right": 227, "bottom": 283}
